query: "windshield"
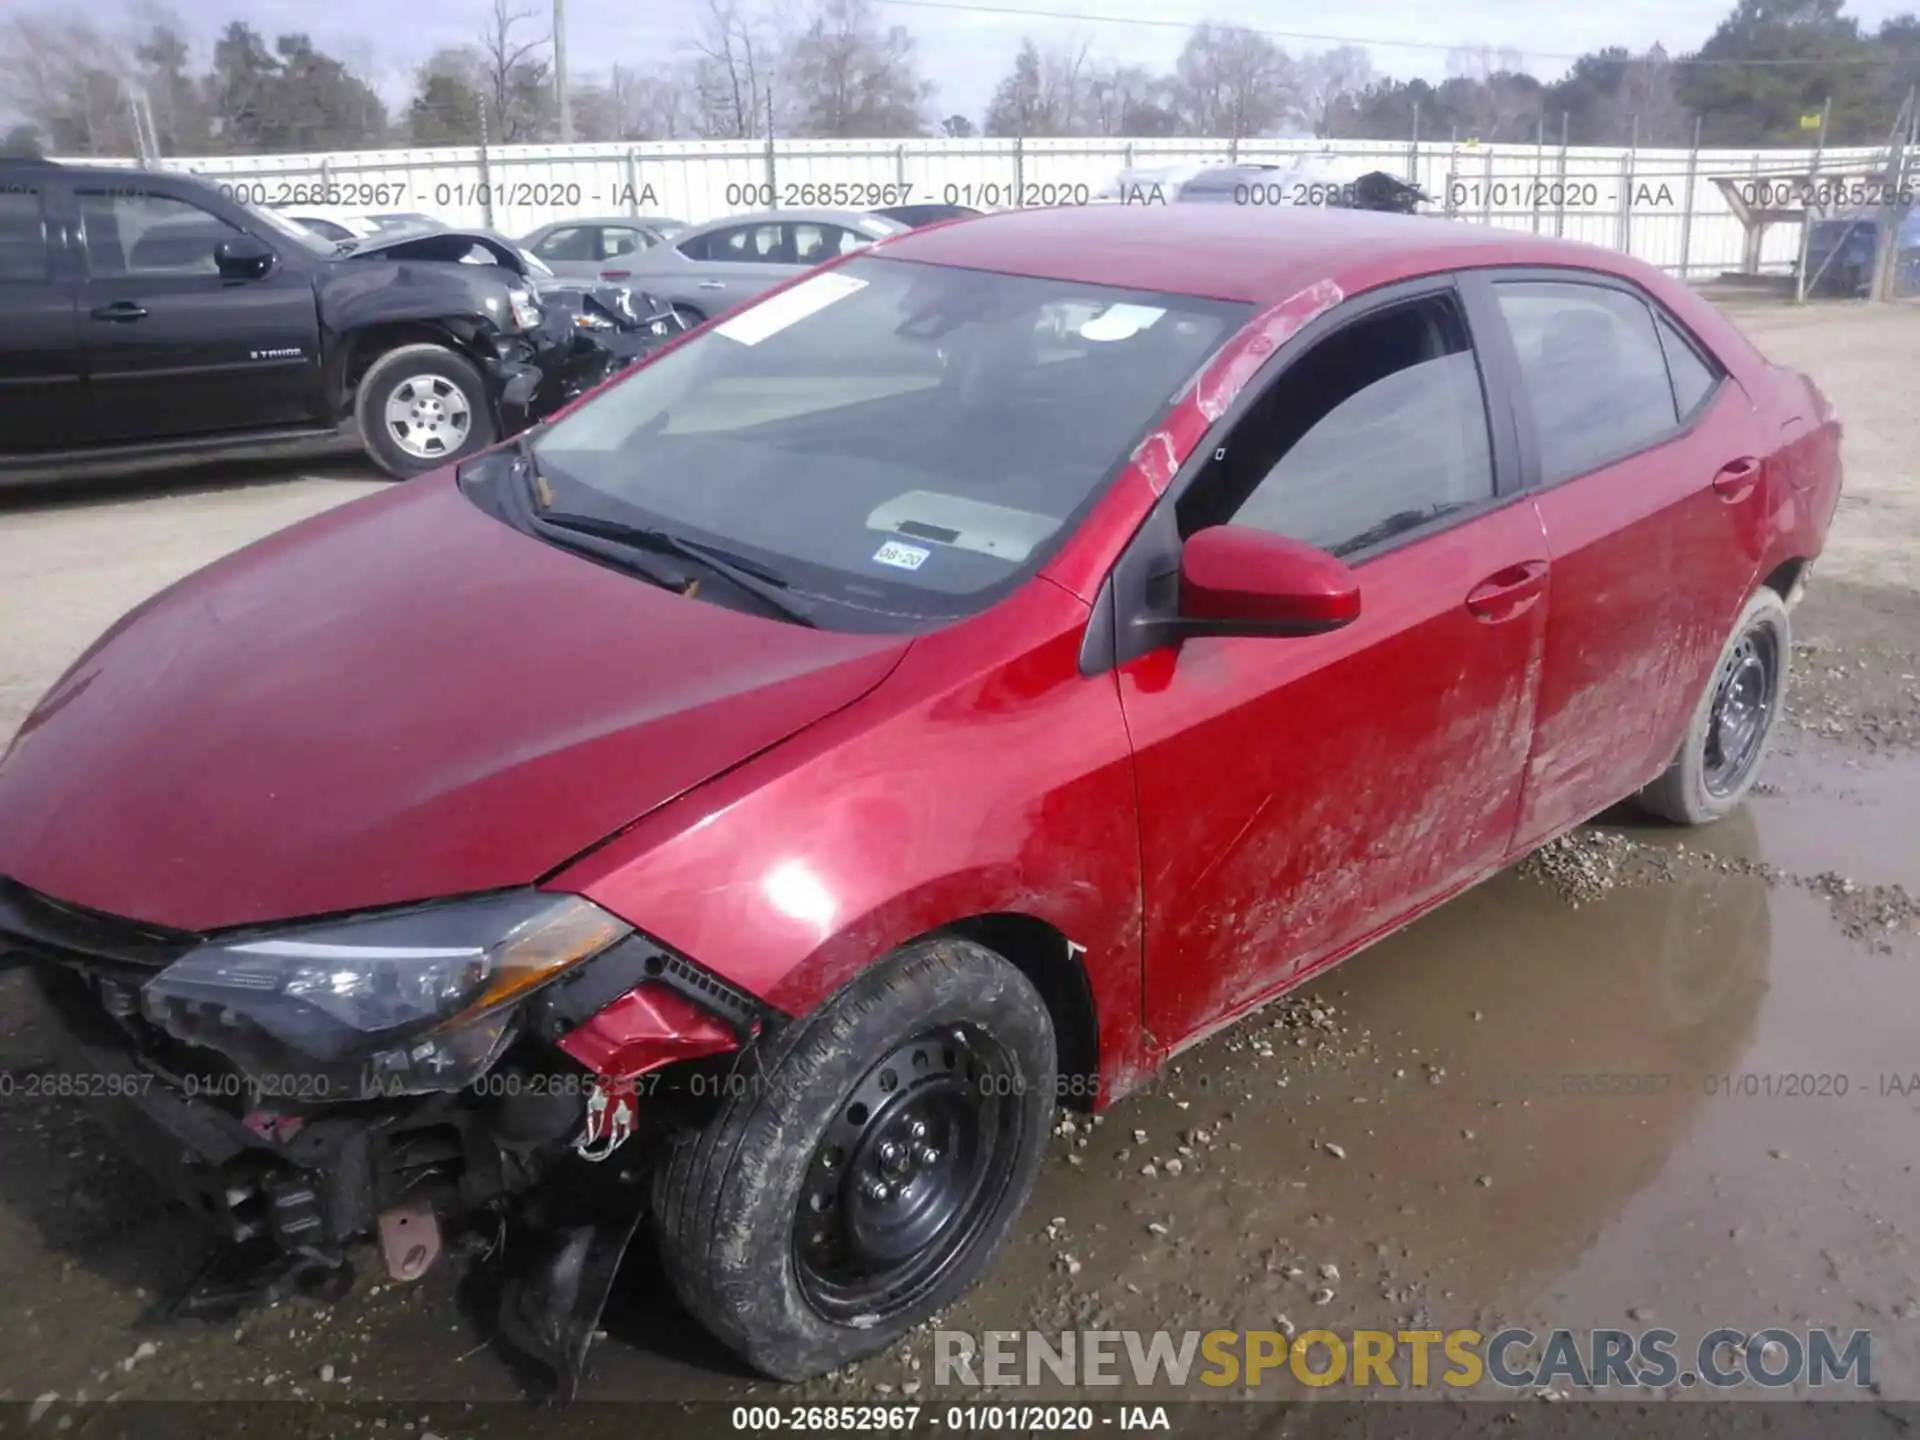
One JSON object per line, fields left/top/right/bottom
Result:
{"left": 527, "top": 255, "right": 1248, "bottom": 628}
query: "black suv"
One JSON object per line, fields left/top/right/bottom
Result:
{"left": 0, "top": 160, "right": 557, "bottom": 480}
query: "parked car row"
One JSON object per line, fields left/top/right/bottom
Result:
{"left": 0, "top": 189, "right": 1842, "bottom": 1396}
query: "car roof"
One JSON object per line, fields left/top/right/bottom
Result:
{"left": 678, "top": 208, "right": 904, "bottom": 236}
{"left": 871, "top": 203, "right": 1655, "bottom": 306}
{"left": 526, "top": 215, "right": 681, "bottom": 232}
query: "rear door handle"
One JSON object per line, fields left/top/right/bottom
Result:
{"left": 1712, "top": 456, "right": 1762, "bottom": 502}
{"left": 599, "top": 268, "right": 630, "bottom": 279}
{"left": 89, "top": 301, "right": 149, "bottom": 323}
{"left": 1465, "top": 560, "right": 1549, "bottom": 623}
{"left": 696, "top": 280, "right": 726, "bottom": 290}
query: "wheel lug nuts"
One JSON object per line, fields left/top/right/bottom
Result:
{"left": 878, "top": 1140, "right": 900, "bottom": 1164}
{"left": 863, "top": 1178, "right": 891, "bottom": 1201}
{"left": 908, "top": 1120, "right": 928, "bottom": 1140}
{"left": 914, "top": 1144, "right": 939, "bottom": 1165}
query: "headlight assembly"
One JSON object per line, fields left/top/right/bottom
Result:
{"left": 141, "top": 892, "right": 630, "bottom": 1099}
{"left": 507, "top": 288, "right": 544, "bottom": 331}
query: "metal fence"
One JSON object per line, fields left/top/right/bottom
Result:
{"left": 55, "top": 135, "right": 1896, "bottom": 280}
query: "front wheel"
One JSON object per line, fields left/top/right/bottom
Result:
{"left": 650, "top": 936, "right": 1055, "bottom": 1381}
{"left": 1634, "top": 588, "right": 1790, "bottom": 825}
{"left": 354, "top": 343, "right": 497, "bottom": 479}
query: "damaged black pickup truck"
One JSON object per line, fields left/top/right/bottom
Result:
{"left": 0, "top": 160, "right": 682, "bottom": 480}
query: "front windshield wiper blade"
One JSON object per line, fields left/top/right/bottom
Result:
{"left": 534, "top": 511, "right": 819, "bottom": 627}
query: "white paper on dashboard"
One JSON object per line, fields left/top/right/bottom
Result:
{"left": 714, "top": 273, "right": 870, "bottom": 347}
{"left": 1078, "top": 304, "right": 1167, "bottom": 341}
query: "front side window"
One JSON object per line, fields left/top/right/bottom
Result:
{"left": 527, "top": 255, "right": 1248, "bottom": 627}
{"left": 1494, "top": 279, "right": 1681, "bottom": 485}
{"left": 533, "top": 225, "right": 596, "bottom": 262}
{"left": 1178, "top": 292, "right": 1496, "bottom": 559}
{"left": 79, "top": 191, "right": 237, "bottom": 277}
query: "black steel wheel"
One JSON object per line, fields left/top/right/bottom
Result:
{"left": 1635, "top": 588, "right": 1790, "bottom": 825}
{"left": 792, "top": 1025, "right": 1023, "bottom": 1324}
{"left": 650, "top": 935, "right": 1055, "bottom": 1381}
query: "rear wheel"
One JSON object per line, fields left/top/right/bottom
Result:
{"left": 354, "top": 343, "right": 496, "bottom": 479}
{"left": 650, "top": 936, "right": 1055, "bottom": 1381}
{"left": 1634, "top": 588, "right": 1790, "bottom": 825}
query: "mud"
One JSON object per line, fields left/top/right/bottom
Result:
{"left": 2, "top": 303, "right": 1920, "bottom": 1429}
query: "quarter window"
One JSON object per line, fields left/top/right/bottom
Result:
{"left": 1494, "top": 280, "right": 1681, "bottom": 484}
{"left": 1656, "top": 314, "right": 1720, "bottom": 420}
{"left": 1179, "top": 292, "right": 1496, "bottom": 560}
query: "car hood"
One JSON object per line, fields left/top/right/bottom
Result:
{"left": 0, "top": 476, "right": 910, "bottom": 934}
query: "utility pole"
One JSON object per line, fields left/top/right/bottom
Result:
{"left": 554, "top": 0, "right": 573, "bottom": 142}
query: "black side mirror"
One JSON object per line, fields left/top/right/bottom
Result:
{"left": 215, "top": 234, "right": 275, "bottom": 280}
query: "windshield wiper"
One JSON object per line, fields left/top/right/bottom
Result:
{"left": 534, "top": 511, "right": 819, "bottom": 627}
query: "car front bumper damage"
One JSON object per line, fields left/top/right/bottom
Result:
{"left": 0, "top": 876, "right": 774, "bottom": 1398}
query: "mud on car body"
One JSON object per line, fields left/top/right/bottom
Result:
{"left": 0, "top": 203, "right": 1842, "bottom": 1396}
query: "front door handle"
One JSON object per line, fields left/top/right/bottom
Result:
{"left": 1465, "top": 560, "right": 1549, "bottom": 623}
{"left": 89, "top": 301, "right": 150, "bottom": 323}
{"left": 1712, "top": 456, "right": 1762, "bottom": 502}
{"left": 696, "top": 280, "right": 726, "bottom": 290}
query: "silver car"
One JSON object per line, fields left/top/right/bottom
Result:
{"left": 615, "top": 209, "right": 908, "bottom": 323}
{"left": 519, "top": 215, "right": 687, "bottom": 282}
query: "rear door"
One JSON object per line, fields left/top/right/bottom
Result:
{"left": 0, "top": 170, "right": 84, "bottom": 454}
{"left": 73, "top": 180, "right": 323, "bottom": 443}
{"left": 671, "top": 222, "right": 799, "bottom": 312}
{"left": 1473, "top": 270, "right": 1771, "bottom": 848}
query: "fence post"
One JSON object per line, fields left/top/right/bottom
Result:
{"left": 895, "top": 142, "right": 907, "bottom": 192}
{"left": 1679, "top": 113, "right": 1701, "bottom": 279}
{"left": 1531, "top": 116, "right": 1544, "bottom": 233}
{"left": 1014, "top": 133, "right": 1024, "bottom": 195}
{"left": 626, "top": 149, "right": 642, "bottom": 216}
{"left": 1408, "top": 101, "right": 1420, "bottom": 184}
{"left": 320, "top": 156, "right": 333, "bottom": 201}
{"left": 477, "top": 104, "right": 495, "bottom": 230}
{"left": 1480, "top": 144, "right": 1494, "bottom": 227}
{"left": 1618, "top": 113, "right": 1637, "bottom": 256}
{"left": 1555, "top": 111, "right": 1569, "bottom": 238}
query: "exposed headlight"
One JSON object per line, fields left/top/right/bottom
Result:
{"left": 507, "top": 288, "right": 544, "bottom": 331}
{"left": 141, "top": 892, "right": 629, "bottom": 1099}
{"left": 572, "top": 308, "right": 616, "bottom": 331}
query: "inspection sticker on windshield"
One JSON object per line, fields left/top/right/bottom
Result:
{"left": 872, "top": 540, "right": 931, "bottom": 571}
{"left": 715, "top": 272, "right": 869, "bottom": 347}
{"left": 1078, "top": 304, "right": 1166, "bottom": 341}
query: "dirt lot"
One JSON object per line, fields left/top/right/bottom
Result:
{"left": 0, "top": 301, "right": 1917, "bottom": 1437}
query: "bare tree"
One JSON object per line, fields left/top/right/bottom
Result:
{"left": 573, "top": 62, "right": 700, "bottom": 139}
{"left": 781, "top": 0, "right": 929, "bottom": 137}
{"left": 479, "top": 0, "right": 554, "bottom": 141}
{"left": 1173, "top": 24, "right": 1300, "bottom": 138}
{"left": 689, "top": 0, "right": 774, "bottom": 139}
{"left": 0, "top": 12, "right": 138, "bottom": 155}
{"left": 1299, "top": 44, "right": 1372, "bottom": 136}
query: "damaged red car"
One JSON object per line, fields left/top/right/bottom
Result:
{"left": 0, "top": 204, "right": 1842, "bottom": 1393}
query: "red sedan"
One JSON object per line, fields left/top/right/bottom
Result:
{"left": 0, "top": 203, "right": 1842, "bottom": 1390}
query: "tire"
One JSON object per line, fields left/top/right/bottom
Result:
{"left": 1633, "top": 588, "right": 1790, "bottom": 826}
{"left": 354, "top": 343, "right": 496, "bottom": 480}
{"left": 651, "top": 936, "right": 1056, "bottom": 1381}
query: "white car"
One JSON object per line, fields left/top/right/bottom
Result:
{"left": 278, "top": 208, "right": 440, "bottom": 244}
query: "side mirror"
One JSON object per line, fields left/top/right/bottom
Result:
{"left": 1176, "top": 525, "right": 1361, "bottom": 637}
{"left": 215, "top": 234, "right": 275, "bottom": 280}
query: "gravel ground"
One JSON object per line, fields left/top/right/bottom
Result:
{"left": 1, "top": 300, "right": 1918, "bottom": 1437}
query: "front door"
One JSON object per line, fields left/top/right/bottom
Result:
{"left": 1119, "top": 280, "right": 1553, "bottom": 1048}
{"left": 72, "top": 182, "right": 322, "bottom": 443}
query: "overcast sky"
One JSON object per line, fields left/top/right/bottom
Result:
{"left": 82, "top": 0, "right": 1920, "bottom": 125}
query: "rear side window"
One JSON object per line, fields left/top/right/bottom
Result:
{"left": 1494, "top": 280, "right": 1679, "bottom": 485}
{"left": 1179, "top": 291, "right": 1496, "bottom": 559}
{"left": 1656, "top": 314, "right": 1720, "bottom": 420}
{"left": 0, "top": 184, "right": 47, "bottom": 280}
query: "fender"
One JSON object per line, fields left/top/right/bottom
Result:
{"left": 543, "top": 579, "right": 1153, "bottom": 1106}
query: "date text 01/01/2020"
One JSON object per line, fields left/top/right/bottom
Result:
{"left": 728, "top": 1405, "right": 1164, "bottom": 1432}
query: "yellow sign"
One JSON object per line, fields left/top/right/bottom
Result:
{"left": 1799, "top": 112, "right": 1823, "bottom": 130}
